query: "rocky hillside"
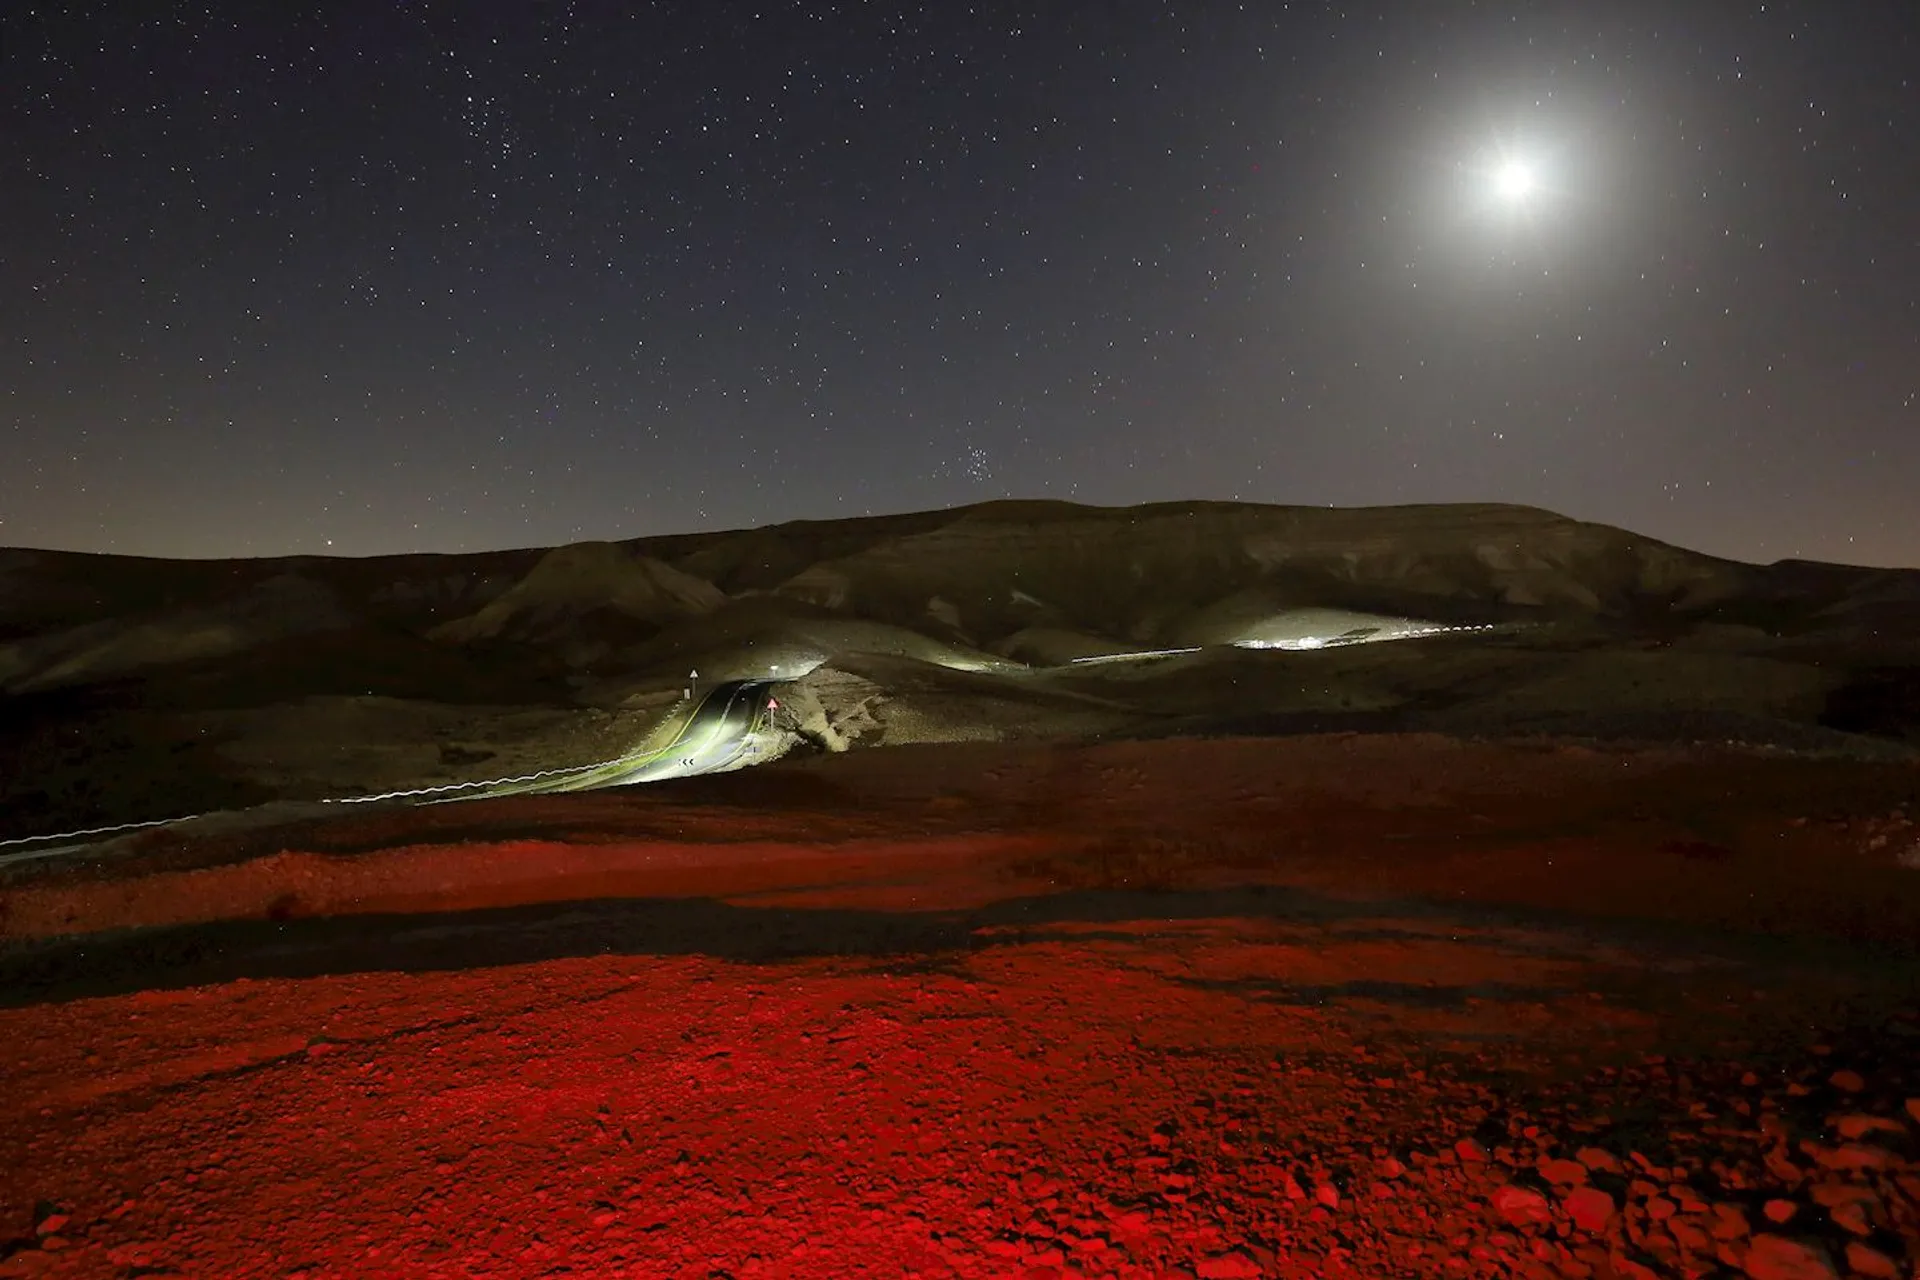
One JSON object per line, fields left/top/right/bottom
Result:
{"left": 6, "top": 500, "right": 1906, "bottom": 700}
{"left": 2, "top": 501, "right": 1917, "bottom": 839}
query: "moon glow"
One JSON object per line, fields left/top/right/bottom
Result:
{"left": 1492, "top": 160, "right": 1537, "bottom": 202}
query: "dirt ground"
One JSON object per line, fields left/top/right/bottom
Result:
{"left": 2, "top": 734, "right": 1919, "bottom": 1280}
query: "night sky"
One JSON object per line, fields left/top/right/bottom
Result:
{"left": 4, "top": 3, "right": 1917, "bottom": 566}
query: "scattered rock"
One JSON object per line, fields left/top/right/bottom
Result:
{"left": 1576, "top": 1147, "right": 1623, "bottom": 1174}
{"left": 1805, "top": 1142, "right": 1897, "bottom": 1173}
{"left": 1809, "top": 1182, "right": 1883, "bottom": 1218}
{"left": 1767, "top": 1146, "right": 1808, "bottom": 1185}
{"left": 1841, "top": 1242, "right": 1900, "bottom": 1279}
{"left": 1196, "top": 1250, "right": 1262, "bottom": 1279}
{"left": 1833, "top": 1114, "right": 1903, "bottom": 1141}
{"left": 1711, "top": 1203, "right": 1752, "bottom": 1241}
{"left": 1490, "top": 1184, "right": 1552, "bottom": 1228}
{"left": 1538, "top": 1157, "right": 1589, "bottom": 1186}
{"left": 1742, "top": 1235, "right": 1839, "bottom": 1280}
{"left": 1671, "top": 1216, "right": 1715, "bottom": 1253}
{"left": 1563, "top": 1185, "right": 1615, "bottom": 1234}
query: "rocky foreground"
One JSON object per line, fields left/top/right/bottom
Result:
{"left": 2, "top": 916, "right": 1916, "bottom": 1280}
{"left": 3, "top": 735, "right": 1919, "bottom": 1279}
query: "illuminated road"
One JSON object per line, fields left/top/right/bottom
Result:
{"left": 498, "top": 678, "right": 779, "bottom": 796}
{"left": 0, "top": 680, "right": 784, "bottom": 863}
{"left": 1064, "top": 619, "right": 1507, "bottom": 666}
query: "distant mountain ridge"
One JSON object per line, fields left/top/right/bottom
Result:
{"left": 0, "top": 500, "right": 1915, "bottom": 698}
{"left": 5, "top": 500, "right": 1920, "bottom": 842}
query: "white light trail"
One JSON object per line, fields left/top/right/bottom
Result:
{"left": 0, "top": 816, "right": 178, "bottom": 851}
{"left": 0, "top": 703, "right": 724, "bottom": 854}
{"left": 1068, "top": 647, "right": 1203, "bottom": 665}
{"left": 323, "top": 758, "right": 623, "bottom": 805}
{"left": 1234, "top": 622, "right": 1498, "bottom": 651}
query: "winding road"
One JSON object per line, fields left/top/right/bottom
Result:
{"left": 504, "top": 677, "right": 780, "bottom": 796}
{"left": 0, "top": 679, "right": 785, "bottom": 864}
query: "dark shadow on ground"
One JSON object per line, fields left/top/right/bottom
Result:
{"left": 5, "top": 881, "right": 1918, "bottom": 1009}
{"left": 1166, "top": 975, "right": 1560, "bottom": 1009}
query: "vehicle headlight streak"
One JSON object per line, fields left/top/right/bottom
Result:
{"left": 0, "top": 682, "right": 777, "bottom": 862}
{"left": 1234, "top": 623, "right": 1498, "bottom": 651}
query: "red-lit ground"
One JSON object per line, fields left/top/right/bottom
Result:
{"left": 3, "top": 735, "right": 1919, "bottom": 1279}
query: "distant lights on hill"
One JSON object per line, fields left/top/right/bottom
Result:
{"left": 1234, "top": 623, "right": 1497, "bottom": 652}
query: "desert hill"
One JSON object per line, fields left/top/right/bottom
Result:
{"left": 429, "top": 542, "right": 726, "bottom": 644}
{"left": 425, "top": 542, "right": 728, "bottom": 675}
{"left": 0, "top": 500, "right": 1794, "bottom": 686}
{"left": 760, "top": 501, "right": 1761, "bottom": 648}
{"left": 0, "top": 573, "right": 354, "bottom": 696}
{"left": 2, "top": 500, "right": 1917, "bottom": 842}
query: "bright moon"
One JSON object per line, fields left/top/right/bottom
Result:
{"left": 1493, "top": 160, "right": 1536, "bottom": 202}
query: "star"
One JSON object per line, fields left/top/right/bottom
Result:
{"left": 0, "top": 2, "right": 1912, "bottom": 566}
